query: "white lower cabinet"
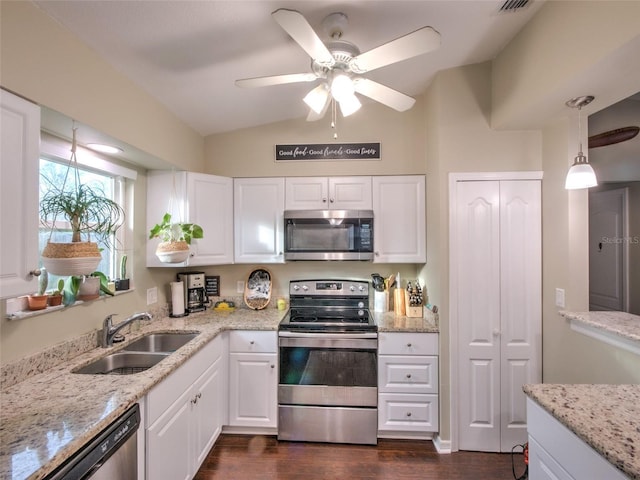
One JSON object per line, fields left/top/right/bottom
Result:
{"left": 526, "top": 398, "right": 628, "bottom": 480}
{"left": 378, "top": 332, "right": 439, "bottom": 436}
{"left": 146, "top": 334, "right": 226, "bottom": 480}
{"left": 228, "top": 331, "right": 278, "bottom": 429}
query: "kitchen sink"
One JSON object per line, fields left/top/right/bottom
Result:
{"left": 73, "top": 352, "right": 170, "bottom": 375}
{"left": 122, "top": 332, "right": 199, "bottom": 353}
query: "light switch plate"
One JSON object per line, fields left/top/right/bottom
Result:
{"left": 147, "top": 287, "right": 158, "bottom": 305}
{"left": 555, "top": 288, "right": 565, "bottom": 308}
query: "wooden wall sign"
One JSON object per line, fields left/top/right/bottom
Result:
{"left": 275, "top": 143, "right": 380, "bottom": 161}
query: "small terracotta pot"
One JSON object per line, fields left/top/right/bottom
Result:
{"left": 48, "top": 294, "right": 63, "bottom": 307}
{"left": 27, "top": 294, "right": 49, "bottom": 311}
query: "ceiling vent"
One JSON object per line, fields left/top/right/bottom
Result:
{"left": 498, "top": 0, "right": 531, "bottom": 13}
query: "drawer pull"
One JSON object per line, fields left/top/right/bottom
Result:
{"left": 406, "top": 412, "right": 412, "bottom": 417}
{"left": 406, "top": 374, "right": 412, "bottom": 379}
{"left": 407, "top": 343, "right": 412, "bottom": 347}
{"left": 250, "top": 341, "right": 255, "bottom": 345}
{"left": 271, "top": 364, "right": 275, "bottom": 369}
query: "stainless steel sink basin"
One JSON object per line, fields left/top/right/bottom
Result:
{"left": 122, "top": 332, "right": 199, "bottom": 353}
{"left": 73, "top": 352, "right": 169, "bottom": 375}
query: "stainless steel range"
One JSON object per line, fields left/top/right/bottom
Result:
{"left": 278, "top": 279, "right": 378, "bottom": 445}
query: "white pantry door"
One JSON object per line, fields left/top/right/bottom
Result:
{"left": 455, "top": 179, "right": 541, "bottom": 452}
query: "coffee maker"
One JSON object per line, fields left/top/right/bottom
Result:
{"left": 177, "top": 272, "right": 208, "bottom": 313}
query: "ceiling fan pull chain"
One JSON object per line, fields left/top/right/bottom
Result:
{"left": 331, "top": 99, "right": 338, "bottom": 139}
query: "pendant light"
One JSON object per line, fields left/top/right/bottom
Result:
{"left": 565, "top": 95, "right": 598, "bottom": 190}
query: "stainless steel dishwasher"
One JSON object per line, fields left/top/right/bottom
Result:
{"left": 45, "top": 403, "right": 140, "bottom": 479}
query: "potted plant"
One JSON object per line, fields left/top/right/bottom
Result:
{"left": 39, "top": 127, "right": 125, "bottom": 276}
{"left": 47, "top": 278, "right": 65, "bottom": 307}
{"left": 27, "top": 267, "right": 49, "bottom": 311}
{"left": 149, "top": 213, "right": 203, "bottom": 264}
{"left": 115, "top": 254, "right": 130, "bottom": 291}
{"left": 40, "top": 182, "right": 125, "bottom": 276}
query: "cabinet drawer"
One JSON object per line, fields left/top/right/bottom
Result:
{"left": 378, "top": 332, "right": 438, "bottom": 355}
{"left": 378, "top": 355, "right": 438, "bottom": 394}
{"left": 378, "top": 393, "right": 439, "bottom": 432}
{"left": 229, "top": 330, "right": 277, "bottom": 353}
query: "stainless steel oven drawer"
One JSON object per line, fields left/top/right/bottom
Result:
{"left": 278, "top": 405, "right": 377, "bottom": 445}
{"left": 279, "top": 384, "right": 377, "bottom": 407}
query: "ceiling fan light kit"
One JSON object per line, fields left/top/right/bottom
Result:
{"left": 236, "top": 8, "right": 441, "bottom": 134}
{"left": 565, "top": 95, "right": 598, "bottom": 190}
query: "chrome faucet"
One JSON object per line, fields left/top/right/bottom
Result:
{"left": 101, "top": 312, "right": 152, "bottom": 347}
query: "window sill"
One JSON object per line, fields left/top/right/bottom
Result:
{"left": 561, "top": 310, "right": 640, "bottom": 356}
{"left": 5, "top": 288, "right": 135, "bottom": 321}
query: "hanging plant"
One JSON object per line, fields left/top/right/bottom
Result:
{"left": 39, "top": 126, "right": 125, "bottom": 276}
{"left": 149, "top": 212, "right": 203, "bottom": 263}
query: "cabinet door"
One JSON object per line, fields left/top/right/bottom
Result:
{"left": 285, "top": 177, "right": 328, "bottom": 210}
{"left": 329, "top": 176, "right": 372, "bottom": 210}
{"left": 0, "top": 91, "right": 40, "bottom": 298}
{"left": 192, "top": 360, "right": 222, "bottom": 472}
{"left": 234, "top": 178, "right": 285, "bottom": 263}
{"left": 372, "top": 175, "right": 426, "bottom": 263}
{"left": 186, "top": 173, "right": 233, "bottom": 266}
{"left": 147, "top": 389, "right": 192, "bottom": 480}
{"left": 146, "top": 171, "right": 233, "bottom": 267}
{"left": 228, "top": 352, "right": 278, "bottom": 427}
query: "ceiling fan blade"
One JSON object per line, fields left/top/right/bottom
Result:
{"left": 272, "top": 9, "right": 334, "bottom": 66}
{"left": 351, "top": 26, "right": 440, "bottom": 73}
{"left": 353, "top": 78, "right": 416, "bottom": 112}
{"left": 235, "top": 73, "right": 317, "bottom": 88}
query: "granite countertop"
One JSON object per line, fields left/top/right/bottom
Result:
{"left": 561, "top": 311, "right": 640, "bottom": 343}
{"left": 524, "top": 383, "right": 640, "bottom": 479}
{"left": 1, "top": 306, "right": 437, "bottom": 480}
{"left": 374, "top": 309, "right": 439, "bottom": 333}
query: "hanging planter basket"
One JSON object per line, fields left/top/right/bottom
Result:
{"left": 39, "top": 125, "right": 124, "bottom": 277}
{"left": 41, "top": 241, "right": 102, "bottom": 276}
{"left": 155, "top": 240, "right": 190, "bottom": 264}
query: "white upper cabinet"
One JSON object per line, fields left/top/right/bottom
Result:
{"left": 372, "top": 175, "right": 426, "bottom": 263}
{"left": 147, "top": 171, "right": 233, "bottom": 267}
{"left": 285, "top": 176, "right": 372, "bottom": 210}
{"left": 0, "top": 90, "right": 41, "bottom": 298}
{"left": 234, "top": 177, "right": 285, "bottom": 263}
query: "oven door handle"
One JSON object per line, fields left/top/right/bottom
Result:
{"left": 278, "top": 331, "right": 378, "bottom": 340}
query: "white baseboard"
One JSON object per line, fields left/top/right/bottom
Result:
{"left": 433, "top": 434, "right": 452, "bottom": 453}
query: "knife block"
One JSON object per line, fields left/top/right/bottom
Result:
{"left": 404, "top": 290, "right": 423, "bottom": 318}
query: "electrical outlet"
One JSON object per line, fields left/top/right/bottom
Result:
{"left": 555, "top": 288, "right": 565, "bottom": 308}
{"left": 147, "top": 287, "right": 158, "bottom": 305}
{"left": 237, "top": 281, "right": 245, "bottom": 293}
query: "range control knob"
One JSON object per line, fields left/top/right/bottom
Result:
{"left": 349, "top": 285, "right": 356, "bottom": 291}
{"left": 292, "top": 285, "right": 300, "bottom": 291}
{"left": 357, "top": 301, "right": 366, "bottom": 309}
{"left": 358, "top": 309, "right": 365, "bottom": 316}
{"left": 359, "top": 285, "right": 366, "bottom": 292}
{"left": 301, "top": 285, "right": 309, "bottom": 291}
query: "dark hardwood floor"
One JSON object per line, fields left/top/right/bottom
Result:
{"left": 195, "top": 435, "right": 522, "bottom": 480}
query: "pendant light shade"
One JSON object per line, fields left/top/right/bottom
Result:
{"left": 303, "top": 84, "right": 330, "bottom": 114}
{"left": 565, "top": 152, "right": 598, "bottom": 189}
{"left": 565, "top": 96, "right": 597, "bottom": 190}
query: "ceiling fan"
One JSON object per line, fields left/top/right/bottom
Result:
{"left": 235, "top": 9, "right": 441, "bottom": 121}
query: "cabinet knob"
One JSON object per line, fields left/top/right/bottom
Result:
{"left": 406, "top": 412, "right": 412, "bottom": 417}
{"left": 407, "top": 343, "right": 412, "bottom": 348}
{"left": 322, "top": 198, "right": 327, "bottom": 203}
{"left": 29, "top": 269, "right": 42, "bottom": 277}
{"left": 406, "top": 374, "right": 412, "bottom": 379}
{"left": 250, "top": 340, "right": 255, "bottom": 345}
{"left": 329, "top": 198, "right": 334, "bottom": 203}
{"left": 270, "top": 364, "right": 275, "bottom": 369}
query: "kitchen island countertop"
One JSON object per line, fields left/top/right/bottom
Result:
{"left": 524, "top": 383, "right": 640, "bottom": 479}
{"left": 1, "top": 305, "right": 438, "bottom": 480}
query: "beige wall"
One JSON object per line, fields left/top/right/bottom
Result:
{"left": 0, "top": 1, "right": 204, "bottom": 171}
{"left": 205, "top": 98, "right": 426, "bottom": 178}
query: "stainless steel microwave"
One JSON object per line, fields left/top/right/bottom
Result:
{"left": 284, "top": 210, "right": 374, "bottom": 261}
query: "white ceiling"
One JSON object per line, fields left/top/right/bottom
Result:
{"left": 33, "top": 0, "right": 545, "bottom": 137}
